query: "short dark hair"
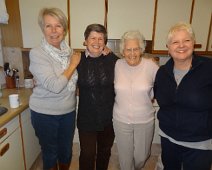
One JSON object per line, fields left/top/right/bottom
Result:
{"left": 84, "top": 24, "right": 108, "bottom": 44}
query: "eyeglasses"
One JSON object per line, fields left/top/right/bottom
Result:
{"left": 124, "top": 47, "right": 141, "bottom": 53}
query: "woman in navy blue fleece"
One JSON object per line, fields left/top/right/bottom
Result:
{"left": 154, "top": 22, "right": 212, "bottom": 170}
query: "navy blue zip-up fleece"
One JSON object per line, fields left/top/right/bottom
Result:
{"left": 154, "top": 54, "right": 212, "bottom": 142}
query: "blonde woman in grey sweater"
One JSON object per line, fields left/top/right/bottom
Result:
{"left": 29, "top": 8, "right": 80, "bottom": 170}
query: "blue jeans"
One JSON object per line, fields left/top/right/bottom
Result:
{"left": 31, "top": 109, "right": 76, "bottom": 169}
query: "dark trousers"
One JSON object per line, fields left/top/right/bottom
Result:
{"left": 161, "top": 137, "right": 212, "bottom": 170}
{"left": 31, "top": 110, "right": 76, "bottom": 169}
{"left": 78, "top": 124, "right": 115, "bottom": 170}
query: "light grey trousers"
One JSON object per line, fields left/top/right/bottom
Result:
{"left": 113, "top": 119, "right": 154, "bottom": 170}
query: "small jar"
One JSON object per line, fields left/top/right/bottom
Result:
{"left": 24, "top": 78, "right": 34, "bottom": 88}
{"left": 5, "top": 76, "right": 16, "bottom": 89}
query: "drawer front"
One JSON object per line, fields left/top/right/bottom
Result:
{"left": 0, "top": 128, "right": 25, "bottom": 169}
{"left": 0, "top": 116, "right": 19, "bottom": 143}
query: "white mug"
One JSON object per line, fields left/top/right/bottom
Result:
{"left": 9, "top": 94, "right": 20, "bottom": 108}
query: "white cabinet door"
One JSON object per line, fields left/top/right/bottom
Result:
{"left": 70, "top": 0, "right": 105, "bottom": 49}
{"left": 0, "top": 125, "right": 25, "bottom": 169}
{"left": 153, "top": 0, "right": 192, "bottom": 51}
{"left": 21, "top": 109, "right": 41, "bottom": 170}
{"left": 107, "top": 0, "right": 155, "bottom": 40}
{"left": 19, "top": 0, "right": 68, "bottom": 48}
{"left": 191, "top": 0, "right": 212, "bottom": 51}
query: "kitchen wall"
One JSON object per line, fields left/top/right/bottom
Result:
{"left": 0, "top": 47, "right": 23, "bottom": 88}
{"left": 2, "top": 47, "right": 24, "bottom": 86}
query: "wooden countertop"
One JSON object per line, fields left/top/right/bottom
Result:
{"left": 0, "top": 88, "right": 32, "bottom": 128}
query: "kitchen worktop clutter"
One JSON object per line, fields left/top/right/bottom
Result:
{"left": 4, "top": 62, "right": 19, "bottom": 89}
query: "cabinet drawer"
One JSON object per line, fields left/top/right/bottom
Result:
{"left": 0, "top": 128, "right": 25, "bottom": 169}
{"left": 0, "top": 116, "right": 19, "bottom": 143}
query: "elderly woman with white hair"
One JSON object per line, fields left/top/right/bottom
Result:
{"left": 113, "top": 30, "right": 159, "bottom": 170}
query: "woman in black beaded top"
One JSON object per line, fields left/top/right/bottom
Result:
{"left": 76, "top": 23, "right": 118, "bottom": 170}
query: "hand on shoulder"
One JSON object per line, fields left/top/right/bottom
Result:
{"left": 70, "top": 51, "right": 81, "bottom": 68}
{"left": 102, "top": 46, "right": 111, "bottom": 56}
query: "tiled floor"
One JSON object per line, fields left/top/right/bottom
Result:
{"left": 30, "top": 143, "right": 161, "bottom": 170}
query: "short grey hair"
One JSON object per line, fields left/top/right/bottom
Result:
{"left": 119, "top": 30, "right": 146, "bottom": 55}
{"left": 38, "top": 7, "right": 68, "bottom": 36}
{"left": 166, "top": 22, "right": 196, "bottom": 45}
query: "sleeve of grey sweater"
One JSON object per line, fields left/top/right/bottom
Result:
{"left": 29, "top": 46, "right": 69, "bottom": 94}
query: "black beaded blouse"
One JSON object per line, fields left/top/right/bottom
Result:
{"left": 77, "top": 51, "right": 118, "bottom": 131}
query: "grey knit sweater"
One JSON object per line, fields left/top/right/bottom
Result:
{"left": 29, "top": 46, "right": 76, "bottom": 115}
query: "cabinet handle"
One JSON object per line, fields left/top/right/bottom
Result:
{"left": 194, "top": 44, "right": 202, "bottom": 49}
{"left": 0, "top": 143, "right": 10, "bottom": 156}
{"left": 0, "top": 128, "right": 7, "bottom": 139}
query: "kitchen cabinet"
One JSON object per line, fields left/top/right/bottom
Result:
{"left": 153, "top": 0, "right": 192, "bottom": 51}
{"left": 19, "top": 0, "right": 68, "bottom": 48}
{"left": 20, "top": 108, "right": 41, "bottom": 170}
{"left": 0, "top": 0, "right": 23, "bottom": 47}
{"left": 191, "top": 0, "right": 212, "bottom": 52}
{"left": 0, "top": 115, "right": 25, "bottom": 170}
{"left": 153, "top": 0, "right": 212, "bottom": 55}
{"left": 70, "top": 0, "right": 105, "bottom": 49}
{"left": 0, "top": 88, "right": 40, "bottom": 169}
{"left": 2, "top": 0, "right": 211, "bottom": 56}
{"left": 107, "top": 0, "right": 155, "bottom": 40}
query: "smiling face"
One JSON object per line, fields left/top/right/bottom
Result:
{"left": 123, "top": 39, "right": 142, "bottom": 66}
{"left": 85, "top": 31, "right": 105, "bottom": 57}
{"left": 167, "top": 29, "right": 194, "bottom": 63}
{"left": 43, "top": 14, "right": 65, "bottom": 49}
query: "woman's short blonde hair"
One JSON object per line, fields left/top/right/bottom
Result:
{"left": 38, "top": 7, "right": 68, "bottom": 36}
{"left": 119, "top": 30, "right": 146, "bottom": 55}
{"left": 166, "top": 22, "right": 195, "bottom": 45}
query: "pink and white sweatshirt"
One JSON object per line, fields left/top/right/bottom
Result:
{"left": 113, "top": 57, "right": 159, "bottom": 124}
